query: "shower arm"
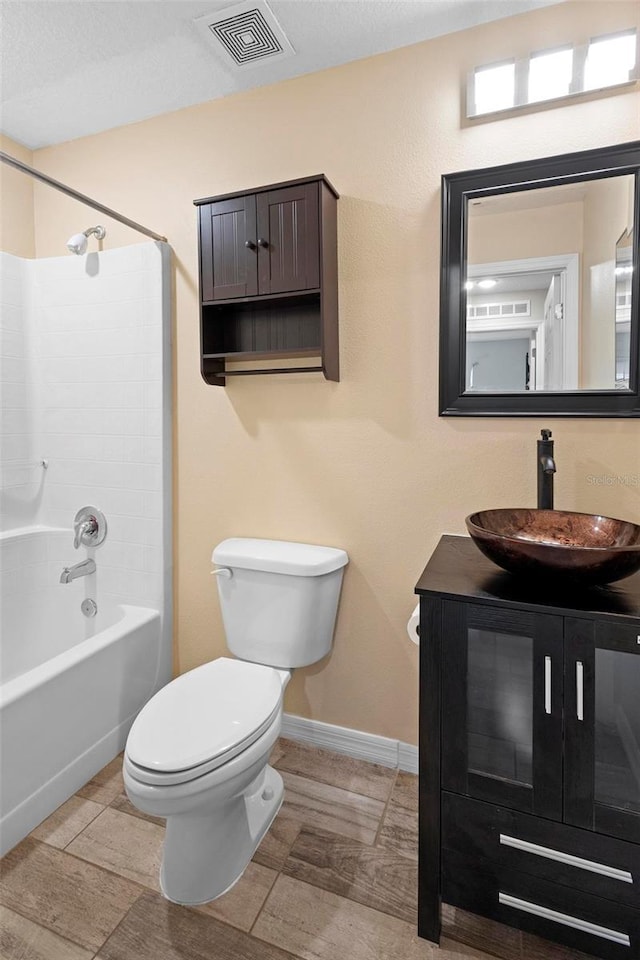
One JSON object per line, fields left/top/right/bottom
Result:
{"left": 0, "top": 151, "right": 167, "bottom": 243}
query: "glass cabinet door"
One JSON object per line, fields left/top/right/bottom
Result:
{"left": 442, "top": 602, "right": 563, "bottom": 819}
{"left": 565, "top": 619, "right": 640, "bottom": 844}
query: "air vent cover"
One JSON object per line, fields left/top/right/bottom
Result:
{"left": 194, "top": 1, "right": 295, "bottom": 68}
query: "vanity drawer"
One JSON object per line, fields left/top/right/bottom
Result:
{"left": 442, "top": 792, "right": 640, "bottom": 909}
{"left": 442, "top": 850, "right": 640, "bottom": 960}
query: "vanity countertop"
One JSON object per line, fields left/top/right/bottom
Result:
{"left": 415, "top": 535, "right": 640, "bottom": 622}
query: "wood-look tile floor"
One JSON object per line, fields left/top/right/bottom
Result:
{"left": 0, "top": 738, "right": 593, "bottom": 960}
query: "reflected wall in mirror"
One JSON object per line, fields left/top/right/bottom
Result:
{"left": 440, "top": 142, "right": 640, "bottom": 417}
{"left": 466, "top": 176, "right": 634, "bottom": 392}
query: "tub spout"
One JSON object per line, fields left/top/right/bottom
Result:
{"left": 60, "top": 558, "right": 96, "bottom": 583}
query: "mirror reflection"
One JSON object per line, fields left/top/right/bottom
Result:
{"left": 465, "top": 174, "right": 635, "bottom": 392}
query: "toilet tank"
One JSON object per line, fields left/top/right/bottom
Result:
{"left": 212, "top": 538, "right": 348, "bottom": 668}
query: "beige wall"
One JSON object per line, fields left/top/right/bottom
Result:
{"left": 30, "top": 1, "right": 640, "bottom": 745}
{"left": 0, "top": 135, "right": 35, "bottom": 257}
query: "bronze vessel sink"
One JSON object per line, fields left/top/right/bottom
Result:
{"left": 466, "top": 509, "right": 640, "bottom": 586}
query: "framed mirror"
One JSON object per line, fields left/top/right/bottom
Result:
{"left": 439, "top": 141, "right": 640, "bottom": 417}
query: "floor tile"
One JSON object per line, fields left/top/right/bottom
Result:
{"left": 96, "top": 889, "right": 297, "bottom": 960}
{"left": 283, "top": 825, "right": 418, "bottom": 923}
{"left": 31, "top": 795, "right": 104, "bottom": 849}
{"left": 275, "top": 737, "right": 397, "bottom": 801}
{"left": 0, "top": 836, "right": 141, "bottom": 952}
{"left": 377, "top": 771, "right": 419, "bottom": 861}
{"left": 76, "top": 755, "right": 125, "bottom": 805}
{"left": 269, "top": 739, "right": 286, "bottom": 766}
{"left": 66, "top": 807, "right": 164, "bottom": 891}
{"left": 195, "top": 861, "right": 277, "bottom": 931}
{"left": 252, "top": 812, "right": 301, "bottom": 871}
{"left": 0, "top": 905, "right": 94, "bottom": 960}
{"left": 441, "top": 903, "right": 521, "bottom": 960}
{"left": 253, "top": 873, "right": 436, "bottom": 960}
{"left": 376, "top": 802, "right": 418, "bottom": 860}
{"left": 439, "top": 939, "right": 502, "bottom": 959}
{"left": 279, "top": 770, "right": 385, "bottom": 844}
{"left": 388, "top": 770, "right": 418, "bottom": 812}
{"left": 110, "top": 791, "right": 165, "bottom": 827}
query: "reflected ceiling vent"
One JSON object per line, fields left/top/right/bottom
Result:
{"left": 194, "top": 0, "right": 295, "bottom": 68}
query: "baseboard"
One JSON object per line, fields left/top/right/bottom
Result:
{"left": 281, "top": 713, "right": 418, "bottom": 774}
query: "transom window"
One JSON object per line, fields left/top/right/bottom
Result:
{"left": 468, "top": 29, "right": 638, "bottom": 118}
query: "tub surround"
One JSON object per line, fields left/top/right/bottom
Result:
{"left": 0, "top": 243, "right": 173, "bottom": 856}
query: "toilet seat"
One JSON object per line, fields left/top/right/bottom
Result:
{"left": 125, "top": 658, "right": 284, "bottom": 787}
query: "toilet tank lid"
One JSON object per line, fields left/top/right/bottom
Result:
{"left": 212, "top": 538, "right": 348, "bottom": 576}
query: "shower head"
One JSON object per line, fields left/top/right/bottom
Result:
{"left": 66, "top": 225, "right": 106, "bottom": 255}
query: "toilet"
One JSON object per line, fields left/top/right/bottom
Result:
{"left": 123, "top": 537, "right": 348, "bottom": 905}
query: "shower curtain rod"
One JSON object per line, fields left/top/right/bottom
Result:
{"left": 0, "top": 151, "right": 167, "bottom": 243}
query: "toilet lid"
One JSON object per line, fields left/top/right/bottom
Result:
{"left": 126, "top": 658, "right": 284, "bottom": 778}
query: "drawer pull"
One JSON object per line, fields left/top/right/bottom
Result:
{"left": 544, "top": 656, "right": 551, "bottom": 714}
{"left": 576, "top": 660, "right": 584, "bottom": 721}
{"left": 498, "top": 893, "right": 631, "bottom": 946}
{"left": 499, "top": 834, "right": 633, "bottom": 883}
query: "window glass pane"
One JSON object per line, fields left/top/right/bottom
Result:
{"left": 467, "top": 628, "right": 533, "bottom": 786}
{"left": 528, "top": 48, "right": 573, "bottom": 103}
{"left": 584, "top": 32, "right": 637, "bottom": 91}
{"left": 474, "top": 62, "right": 515, "bottom": 114}
{"left": 595, "top": 649, "right": 640, "bottom": 814}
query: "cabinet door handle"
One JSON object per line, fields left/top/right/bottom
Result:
{"left": 544, "top": 656, "right": 552, "bottom": 714}
{"left": 576, "top": 660, "right": 584, "bottom": 721}
{"left": 244, "top": 239, "right": 257, "bottom": 250}
{"left": 499, "top": 834, "right": 633, "bottom": 883}
{"left": 257, "top": 238, "right": 269, "bottom": 248}
{"left": 498, "top": 893, "right": 631, "bottom": 947}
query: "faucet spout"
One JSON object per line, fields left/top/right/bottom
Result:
{"left": 537, "top": 429, "right": 556, "bottom": 510}
{"left": 60, "top": 557, "right": 96, "bottom": 584}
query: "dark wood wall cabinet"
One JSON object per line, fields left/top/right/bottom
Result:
{"left": 416, "top": 536, "right": 640, "bottom": 959}
{"left": 194, "top": 175, "right": 339, "bottom": 385}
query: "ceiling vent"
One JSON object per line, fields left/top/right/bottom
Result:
{"left": 194, "top": 1, "right": 295, "bottom": 68}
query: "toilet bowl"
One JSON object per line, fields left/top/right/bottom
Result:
{"left": 124, "top": 657, "right": 289, "bottom": 904}
{"left": 124, "top": 537, "right": 348, "bottom": 905}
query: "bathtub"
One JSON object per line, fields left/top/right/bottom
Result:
{"left": 0, "top": 526, "right": 163, "bottom": 856}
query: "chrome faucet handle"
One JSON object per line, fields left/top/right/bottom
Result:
{"left": 73, "top": 506, "right": 107, "bottom": 549}
{"left": 74, "top": 517, "right": 97, "bottom": 549}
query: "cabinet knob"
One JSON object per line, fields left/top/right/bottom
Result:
{"left": 244, "top": 240, "right": 257, "bottom": 251}
{"left": 257, "top": 238, "right": 269, "bottom": 248}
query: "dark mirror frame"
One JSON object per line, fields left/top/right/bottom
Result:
{"left": 439, "top": 141, "right": 640, "bottom": 417}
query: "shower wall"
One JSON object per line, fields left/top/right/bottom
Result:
{"left": 0, "top": 242, "right": 171, "bottom": 612}
{"left": 0, "top": 252, "right": 40, "bottom": 529}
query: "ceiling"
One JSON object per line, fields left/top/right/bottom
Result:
{"left": 0, "top": 0, "right": 561, "bottom": 150}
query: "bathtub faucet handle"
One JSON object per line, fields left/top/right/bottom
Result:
{"left": 74, "top": 517, "right": 97, "bottom": 549}
{"left": 73, "top": 506, "right": 107, "bottom": 549}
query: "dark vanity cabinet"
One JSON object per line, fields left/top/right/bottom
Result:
{"left": 416, "top": 536, "right": 640, "bottom": 959}
{"left": 194, "top": 175, "right": 339, "bottom": 385}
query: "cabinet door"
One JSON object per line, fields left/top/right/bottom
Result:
{"left": 256, "top": 183, "right": 320, "bottom": 295}
{"left": 565, "top": 619, "right": 640, "bottom": 844}
{"left": 442, "top": 602, "right": 563, "bottom": 819}
{"left": 200, "top": 196, "right": 258, "bottom": 301}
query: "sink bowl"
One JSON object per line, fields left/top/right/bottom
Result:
{"left": 466, "top": 509, "right": 640, "bottom": 586}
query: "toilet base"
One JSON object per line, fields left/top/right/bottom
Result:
{"left": 159, "top": 764, "right": 284, "bottom": 905}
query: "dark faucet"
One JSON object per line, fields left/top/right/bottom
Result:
{"left": 537, "top": 429, "right": 556, "bottom": 510}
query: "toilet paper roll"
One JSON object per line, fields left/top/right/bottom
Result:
{"left": 407, "top": 603, "right": 420, "bottom": 645}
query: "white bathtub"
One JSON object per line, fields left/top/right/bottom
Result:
{"left": 0, "top": 526, "right": 162, "bottom": 856}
